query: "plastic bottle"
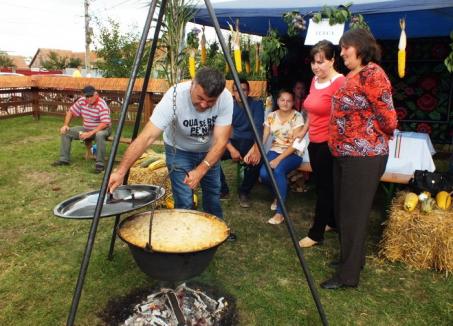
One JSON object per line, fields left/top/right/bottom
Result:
{"left": 91, "top": 144, "right": 97, "bottom": 155}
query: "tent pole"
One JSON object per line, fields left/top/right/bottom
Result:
{"left": 107, "top": 0, "right": 167, "bottom": 261}
{"left": 203, "top": 0, "right": 329, "bottom": 324}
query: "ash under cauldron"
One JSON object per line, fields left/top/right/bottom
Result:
{"left": 99, "top": 283, "right": 238, "bottom": 326}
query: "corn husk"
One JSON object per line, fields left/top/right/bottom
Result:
{"left": 379, "top": 191, "right": 453, "bottom": 274}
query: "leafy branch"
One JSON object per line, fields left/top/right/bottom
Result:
{"left": 260, "top": 28, "right": 287, "bottom": 71}
{"left": 312, "top": 2, "right": 370, "bottom": 30}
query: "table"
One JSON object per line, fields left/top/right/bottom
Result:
{"left": 300, "top": 131, "right": 436, "bottom": 178}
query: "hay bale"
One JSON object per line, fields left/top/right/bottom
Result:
{"left": 128, "top": 166, "right": 171, "bottom": 207}
{"left": 379, "top": 191, "right": 453, "bottom": 274}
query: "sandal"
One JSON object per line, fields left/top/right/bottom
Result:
{"left": 267, "top": 213, "right": 284, "bottom": 225}
{"left": 299, "top": 236, "right": 321, "bottom": 248}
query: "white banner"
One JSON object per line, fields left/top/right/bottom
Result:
{"left": 304, "top": 18, "right": 345, "bottom": 45}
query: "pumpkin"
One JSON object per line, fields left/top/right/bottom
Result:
{"left": 435, "top": 191, "right": 452, "bottom": 210}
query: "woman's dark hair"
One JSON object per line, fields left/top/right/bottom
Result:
{"left": 274, "top": 88, "right": 295, "bottom": 111}
{"left": 310, "top": 40, "right": 336, "bottom": 62}
{"left": 339, "top": 28, "right": 381, "bottom": 64}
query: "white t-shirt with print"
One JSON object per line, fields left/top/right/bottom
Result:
{"left": 150, "top": 81, "right": 233, "bottom": 152}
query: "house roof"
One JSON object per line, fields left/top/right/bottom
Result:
{"left": 10, "top": 56, "right": 28, "bottom": 69}
{"left": 29, "top": 48, "right": 98, "bottom": 68}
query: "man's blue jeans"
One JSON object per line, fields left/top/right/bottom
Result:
{"left": 165, "top": 145, "right": 223, "bottom": 218}
{"left": 259, "top": 150, "right": 302, "bottom": 214}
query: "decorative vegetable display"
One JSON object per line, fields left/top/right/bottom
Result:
{"left": 420, "top": 198, "right": 436, "bottom": 213}
{"left": 188, "top": 51, "right": 196, "bottom": 78}
{"left": 435, "top": 191, "right": 452, "bottom": 210}
{"left": 147, "top": 159, "right": 167, "bottom": 171}
{"left": 229, "top": 20, "right": 242, "bottom": 73}
{"left": 200, "top": 26, "right": 207, "bottom": 65}
{"left": 398, "top": 18, "right": 407, "bottom": 78}
{"left": 403, "top": 192, "right": 419, "bottom": 212}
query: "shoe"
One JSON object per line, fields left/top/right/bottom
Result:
{"left": 325, "top": 225, "right": 335, "bottom": 232}
{"left": 238, "top": 193, "right": 251, "bottom": 208}
{"left": 94, "top": 164, "right": 104, "bottom": 174}
{"left": 320, "top": 277, "right": 357, "bottom": 290}
{"left": 227, "top": 232, "right": 237, "bottom": 242}
{"left": 220, "top": 192, "right": 229, "bottom": 200}
{"left": 270, "top": 199, "right": 277, "bottom": 211}
{"left": 267, "top": 213, "right": 284, "bottom": 225}
{"left": 299, "top": 237, "right": 322, "bottom": 248}
{"left": 51, "top": 160, "right": 70, "bottom": 167}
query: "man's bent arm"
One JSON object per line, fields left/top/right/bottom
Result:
{"left": 108, "top": 121, "right": 163, "bottom": 191}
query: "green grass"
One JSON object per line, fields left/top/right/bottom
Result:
{"left": 0, "top": 116, "right": 452, "bottom": 325}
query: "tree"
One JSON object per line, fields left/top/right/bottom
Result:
{"left": 41, "top": 51, "right": 68, "bottom": 70}
{"left": 0, "top": 51, "right": 15, "bottom": 68}
{"left": 94, "top": 18, "right": 149, "bottom": 78}
{"left": 68, "top": 57, "right": 82, "bottom": 68}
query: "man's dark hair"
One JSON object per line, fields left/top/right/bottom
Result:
{"left": 194, "top": 67, "right": 226, "bottom": 97}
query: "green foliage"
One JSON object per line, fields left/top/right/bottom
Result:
{"left": 444, "top": 31, "right": 453, "bottom": 73}
{"left": 0, "top": 51, "right": 15, "bottom": 68}
{"left": 260, "top": 29, "right": 287, "bottom": 71}
{"left": 312, "top": 2, "right": 370, "bottom": 30}
{"left": 67, "top": 57, "right": 82, "bottom": 68}
{"left": 159, "top": 0, "right": 196, "bottom": 84}
{"left": 94, "top": 18, "right": 149, "bottom": 78}
{"left": 283, "top": 11, "right": 306, "bottom": 37}
{"left": 41, "top": 51, "right": 68, "bottom": 70}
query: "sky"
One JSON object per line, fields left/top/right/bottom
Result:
{"left": 0, "top": 0, "right": 232, "bottom": 58}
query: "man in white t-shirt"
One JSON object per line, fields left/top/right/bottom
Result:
{"left": 109, "top": 67, "right": 233, "bottom": 219}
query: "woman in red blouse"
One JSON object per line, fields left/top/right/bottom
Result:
{"left": 321, "top": 29, "right": 397, "bottom": 290}
{"left": 297, "top": 40, "right": 345, "bottom": 248}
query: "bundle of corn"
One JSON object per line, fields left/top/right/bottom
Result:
{"left": 379, "top": 191, "right": 453, "bottom": 274}
{"left": 128, "top": 150, "right": 171, "bottom": 207}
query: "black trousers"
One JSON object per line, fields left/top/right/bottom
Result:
{"left": 333, "top": 155, "right": 388, "bottom": 286}
{"left": 220, "top": 138, "right": 261, "bottom": 195}
{"left": 307, "top": 142, "right": 336, "bottom": 241}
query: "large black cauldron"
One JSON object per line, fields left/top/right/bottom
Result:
{"left": 117, "top": 209, "right": 229, "bottom": 282}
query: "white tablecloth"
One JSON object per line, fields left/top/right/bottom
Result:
{"left": 301, "top": 131, "right": 436, "bottom": 175}
{"left": 386, "top": 131, "right": 436, "bottom": 174}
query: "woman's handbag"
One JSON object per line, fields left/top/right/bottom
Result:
{"left": 408, "top": 170, "right": 453, "bottom": 194}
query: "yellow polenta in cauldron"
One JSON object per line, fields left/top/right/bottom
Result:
{"left": 118, "top": 209, "right": 230, "bottom": 253}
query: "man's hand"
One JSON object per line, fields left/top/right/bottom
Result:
{"left": 243, "top": 145, "right": 261, "bottom": 165}
{"left": 79, "top": 131, "right": 93, "bottom": 141}
{"left": 183, "top": 169, "right": 204, "bottom": 189}
{"left": 108, "top": 170, "right": 126, "bottom": 193}
{"left": 60, "top": 125, "right": 70, "bottom": 135}
{"left": 229, "top": 147, "right": 242, "bottom": 162}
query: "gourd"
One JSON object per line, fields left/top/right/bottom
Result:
{"left": 435, "top": 191, "right": 452, "bottom": 210}
{"left": 420, "top": 198, "right": 436, "bottom": 213}
{"left": 403, "top": 192, "right": 419, "bottom": 212}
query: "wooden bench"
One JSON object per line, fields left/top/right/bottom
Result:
{"left": 107, "top": 136, "right": 164, "bottom": 146}
{"left": 297, "top": 162, "right": 411, "bottom": 208}
{"left": 297, "top": 162, "right": 412, "bottom": 184}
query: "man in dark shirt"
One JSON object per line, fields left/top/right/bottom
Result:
{"left": 220, "top": 79, "right": 264, "bottom": 207}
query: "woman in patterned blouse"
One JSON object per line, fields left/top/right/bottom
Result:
{"left": 320, "top": 29, "right": 398, "bottom": 290}
{"left": 259, "top": 89, "right": 305, "bottom": 225}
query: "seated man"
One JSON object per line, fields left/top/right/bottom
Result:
{"left": 220, "top": 78, "right": 264, "bottom": 208}
{"left": 52, "top": 85, "right": 111, "bottom": 173}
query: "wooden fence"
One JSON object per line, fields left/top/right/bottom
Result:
{"left": 0, "top": 76, "right": 267, "bottom": 126}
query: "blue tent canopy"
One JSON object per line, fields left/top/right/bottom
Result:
{"left": 194, "top": 0, "right": 453, "bottom": 39}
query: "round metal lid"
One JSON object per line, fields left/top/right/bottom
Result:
{"left": 53, "top": 184, "right": 165, "bottom": 219}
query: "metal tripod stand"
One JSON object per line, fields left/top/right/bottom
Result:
{"left": 66, "top": 1, "right": 328, "bottom": 325}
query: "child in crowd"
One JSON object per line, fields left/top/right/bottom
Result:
{"left": 259, "top": 89, "right": 304, "bottom": 224}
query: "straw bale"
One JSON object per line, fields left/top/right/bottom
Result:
{"left": 379, "top": 191, "right": 453, "bottom": 273}
{"left": 128, "top": 166, "right": 171, "bottom": 207}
